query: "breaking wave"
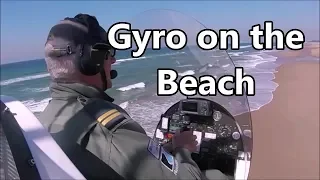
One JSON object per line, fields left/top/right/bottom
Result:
{"left": 22, "top": 87, "right": 50, "bottom": 93}
{"left": 0, "top": 73, "right": 50, "bottom": 86}
{"left": 22, "top": 98, "right": 51, "bottom": 113}
{"left": 117, "top": 82, "right": 145, "bottom": 92}
{"left": 178, "top": 70, "right": 195, "bottom": 76}
{"left": 115, "top": 51, "right": 185, "bottom": 65}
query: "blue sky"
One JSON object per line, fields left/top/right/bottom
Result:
{"left": 1, "top": 1, "right": 319, "bottom": 64}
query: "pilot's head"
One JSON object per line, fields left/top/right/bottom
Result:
{"left": 44, "top": 13, "right": 116, "bottom": 91}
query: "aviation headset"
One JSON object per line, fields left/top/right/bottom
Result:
{"left": 45, "top": 14, "right": 117, "bottom": 89}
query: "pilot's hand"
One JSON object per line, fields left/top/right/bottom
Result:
{"left": 172, "top": 130, "right": 198, "bottom": 152}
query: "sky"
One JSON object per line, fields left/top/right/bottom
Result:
{"left": 1, "top": 1, "right": 319, "bottom": 64}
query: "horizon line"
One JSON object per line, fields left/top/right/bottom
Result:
{"left": 1, "top": 40, "right": 319, "bottom": 65}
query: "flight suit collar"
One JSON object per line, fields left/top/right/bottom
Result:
{"left": 49, "top": 82, "right": 114, "bottom": 102}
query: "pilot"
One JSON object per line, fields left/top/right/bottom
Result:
{"left": 39, "top": 13, "right": 229, "bottom": 180}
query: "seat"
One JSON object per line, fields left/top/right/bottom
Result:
{"left": 0, "top": 123, "right": 19, "bottom": 180}
{"left": 0, "top": 95, "right": 86, "bottom": 180}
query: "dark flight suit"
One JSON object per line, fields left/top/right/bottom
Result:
{"left": 39, "top": 82, "right": 228, "bottom": 180}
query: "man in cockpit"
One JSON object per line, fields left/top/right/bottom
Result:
{"left": 39, "top": 13, "right": 228, "bottom": 180}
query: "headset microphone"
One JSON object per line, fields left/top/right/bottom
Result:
{"left": 110, "top": 70, "right": 118, "bottom": 79}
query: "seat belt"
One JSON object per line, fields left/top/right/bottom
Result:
{"left": 0, "top": 101, "right": 42, "bottom": 180}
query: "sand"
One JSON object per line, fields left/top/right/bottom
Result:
{"left": 248, "top": 59, "right": 319, "bottom": 179}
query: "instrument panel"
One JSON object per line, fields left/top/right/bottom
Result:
{"left": 154, "top": 98, "right": 244, "bottom": 161}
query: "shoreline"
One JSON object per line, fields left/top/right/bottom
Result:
{"left": 267, "top": 42, "right": 320, "bottom": 63}
{"left": 248, "top": 46, "right": 319, "bottom": 179}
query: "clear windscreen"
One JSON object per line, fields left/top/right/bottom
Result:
{"left": 110, "top": 9, "right": 252, "bottom": 167}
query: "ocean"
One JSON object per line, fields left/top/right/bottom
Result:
{"left": 0, "top": 43, "right": 284, "bottom": 136}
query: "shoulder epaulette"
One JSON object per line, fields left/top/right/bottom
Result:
{"left": 82, "top": 98, "right": 127, "bottom": 131}
{"left": 96, "top": 109, "right": 126, "bottom": 129}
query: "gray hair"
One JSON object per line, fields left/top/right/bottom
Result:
{"left": 44, "top": 43, "right": 80, "bottom": 81}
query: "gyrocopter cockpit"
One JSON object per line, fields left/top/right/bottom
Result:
{"left": 0, "top": 9, "right": 253, "bottom": 180}
{"left": 155, "top": 98, "right": 244, "bottom": 175}
{"left": 123, "top": 9, "right": 253, "bottom": 179}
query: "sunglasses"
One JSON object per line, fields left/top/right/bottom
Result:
{"left": 92, "top": 43, "right": 116, "bottom": 59}
{"left": 107, "top": 47, "right": 116, "bottom": 58}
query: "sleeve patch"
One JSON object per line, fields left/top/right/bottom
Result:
{"left": 160, "top": 148, "right": 174, "bottom": 172}
{"left": 147, "top": 139, "right": 179, "bottom": 175}
{"left": 147, "top": 139, "right": 161, "bottom": 159}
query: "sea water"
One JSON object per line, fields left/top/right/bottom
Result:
{"left": 0, "top": 43, "right": 281, "bottom": 136}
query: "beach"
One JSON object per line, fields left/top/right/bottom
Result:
{"left": 248, "top": 43, "right": 320, "bottom": 179}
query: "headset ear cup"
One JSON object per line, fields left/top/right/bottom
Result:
{"left": 78, "top": 45, "right": 102, "bottom": 76}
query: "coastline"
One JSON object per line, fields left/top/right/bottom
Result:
{"left": 248, "top": 44, "right": 319, "bottom": 179}
{"left": 268, "top": 42, "right": 320, "bottom": 63}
